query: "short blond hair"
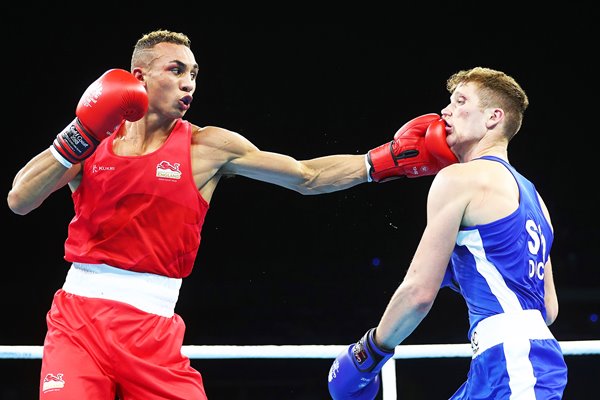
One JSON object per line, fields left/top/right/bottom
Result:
{"left": 446, "top": 67, "right": 529, "bottom": 138}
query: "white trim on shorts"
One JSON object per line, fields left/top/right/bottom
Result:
{"left": 470, "top": 309, "right": 554, "bottom": 359}
{"left": 62, "top": 263, "right": 182, "bottom": 318}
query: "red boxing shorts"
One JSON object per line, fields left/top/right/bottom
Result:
{"left": 40, "top": 278, "right": 206, "bottom": 399}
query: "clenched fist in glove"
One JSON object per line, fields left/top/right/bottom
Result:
{"left": 367, "top": 113, "right": 458, "bottom": 182}
{"left": 328, "top": 328, "right": 394, "bottom": 400}
{"left": 51, "top": 69, "right": 148, "bottom": 167}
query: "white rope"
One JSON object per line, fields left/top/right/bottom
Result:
{"left": 2, "top": 341, "right": 598, "bottom": 400}
{"left": 1, "top": 340, "right": 598, "bottom": 360}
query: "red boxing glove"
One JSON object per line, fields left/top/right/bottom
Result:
{"left": 424, "top": 117, "right": 459, "bottom": 169}
{"left": 52, "top": 69, "right": 148, "bottom": 166}
{"left": 367, "top": 113, "right": 458, "bottom": 182}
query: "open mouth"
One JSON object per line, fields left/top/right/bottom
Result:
{"left": 180, "top": 95, "right": 193, "bottom": 106}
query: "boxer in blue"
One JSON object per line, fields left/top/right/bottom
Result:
{"left": 328, "top": 67, "right": 568, "bottom": 399}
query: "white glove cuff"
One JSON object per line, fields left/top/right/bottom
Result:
{"left": 49, "top": 145, "right": 73, "bottom": 169}
{"left": 364, "top": 154, "right": 372, "bottom": 183}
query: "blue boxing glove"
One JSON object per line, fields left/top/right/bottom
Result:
{"left": 328, "top": 328, "right": 395, "bottom": 400}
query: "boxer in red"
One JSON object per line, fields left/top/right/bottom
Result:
{"left": 8, "top": 29, "right": 456, "bottom": 399}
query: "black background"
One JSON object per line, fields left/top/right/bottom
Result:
{"left": 2, "top": 5, "right": 598, "bottom": 400}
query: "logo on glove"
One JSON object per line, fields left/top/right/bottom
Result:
{"left": 471, "top": 331, "right": 479, "bottom": 355}
{"left": 328, "top": 359, "right": 340, "bottom": 382}
{"left": 352, "top": 341, "right": 368, "bottom": 365}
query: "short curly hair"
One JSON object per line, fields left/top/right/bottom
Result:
{"left": 131, "top": 29, "right": 191, "bottom": 70}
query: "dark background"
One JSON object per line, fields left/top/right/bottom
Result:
{"left": 2, "top": 6, "right": 598, "bottom": 400}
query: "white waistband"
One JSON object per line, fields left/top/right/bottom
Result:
{"left": 62, "top": 263, "right": 182, "bottom": 318}
{"left": 470, "top": 310, "right": 554, "bottom": 358}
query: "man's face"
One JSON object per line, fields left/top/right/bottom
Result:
{"left": 144, "top": 42, "right": 198, "bottom": 119}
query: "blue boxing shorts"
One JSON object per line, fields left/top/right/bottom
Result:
{"left": 450, "top": 310, "right": 567, "bottom": 399}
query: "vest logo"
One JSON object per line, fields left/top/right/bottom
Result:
{"left": 42, "top": 373, "right": 65, "bottom": 393}
{"left": 92, "top": 164, "right": 116, "bottom": 173}
{"left": 156, "top": 160, "right": 182, "bottom": 180}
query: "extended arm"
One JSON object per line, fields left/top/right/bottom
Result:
{"left": 222, "top": 147, "right": 368, "bottom": 195}
{"left": 212, "top": 114, "right": 456, "bottom": 195}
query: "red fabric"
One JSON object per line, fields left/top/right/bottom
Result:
{"left": 40, "top": 289, "right": 207, "bottom": 400}
{"left": 65, "top": 119, "right": 208, "bottom": 278}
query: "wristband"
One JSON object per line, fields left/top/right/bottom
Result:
{"left": 364, "top": 154, "right": 372, "bottom": 183}
{"left": 49, "top": 145, "right": 73, "bottom": 169}
{"left": 353, "top": 328, "right": 394, "bottom": 373}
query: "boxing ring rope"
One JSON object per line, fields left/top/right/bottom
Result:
{"left": 2, "top": 341, "right": 599, "bottom": 399}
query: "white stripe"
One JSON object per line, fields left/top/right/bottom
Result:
{"left": 457, "top": 229, "right": 522, "bottom": 311}
{"left": 62, "top": 263, "right": 181, "bottom": 317}
{"left": 471, "top": 310, "right": 553, "bottom": 357}
{"left": 505, "top": 338, "right": 536, "bottom": 399}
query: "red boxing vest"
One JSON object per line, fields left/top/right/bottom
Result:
{"left": 64, "top": 119, "right": 208, "bottom": 278}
